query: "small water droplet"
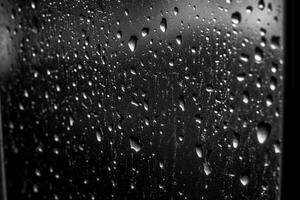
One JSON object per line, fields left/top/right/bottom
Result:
{"left": 178, "top": 135, "right": 184, "bottom": 142}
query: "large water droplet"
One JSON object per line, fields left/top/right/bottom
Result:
{"left": 176, "top": 35, "right": 182, "bottom": 45}
{"left": 128, "top": 36, "right": 138, "bottom": 52}
{"left": 141, "top": 27, "right": 149, "bottom": 37}
{"left": 129, "top": 136, "right": 142, "bottom": 152}
{"left": 256, "top": 122, "right": 271, "bottom": 144}
{"left": 240, "top": 175, "right": 249, "bottom": 186}
{"left": 240, "top": 170, "right": 250, "bottom": 186}
{"left": 203, "top": 162, "right": 211, "bottom": 176}
{"left": 96, "top": 130, "right": 102, "bottom": 142}
{"left": 242, "top": 91, "right": 249, "bottom": 104}
{"left": 258, "top": 0, "right": 265, "bottom": 10}
{"left": 254, "top": 47, "right": 263, "bottom": 63}
{"left": 195, "top": 144, "right": 203, "bottom": 158}
{"left": 69, "top": 116, "right": 74, "bottom": 127}
{"left": 174, "top": 7, "right": 179, "bottom": 16}
{"left": 160, "top": 18, "right": 167, "bottom": 32}
{"left": 116, "top": 30, "right": 122, "bottom": 39}
{"left": 240, "top": 53, "right": 249, "bottom": 62}
{"left": 231, "top": 12, "right": 241, "bottom": 24}
{"left": 232, "top": 132, "right": 240, "bottom": 148}
{"left": 178, "top": 96, "right": 185, "bottom": 111}
{"left": 270, "top": 36, "right": 280, "bottom": 49}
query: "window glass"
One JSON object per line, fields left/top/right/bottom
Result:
{"left": 0, "top": 0, "right": 283, "bottom": 199}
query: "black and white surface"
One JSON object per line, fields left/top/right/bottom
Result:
{"left": 0, "top": 0, "right": 284, "bottom": 199}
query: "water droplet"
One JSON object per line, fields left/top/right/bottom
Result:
{"left": 240, "top": 53, "right": 249, "bottom": 62}
{"left": 232, "top": 138, "right": 239, "bottom": 148}
{"left": 237, "top": 73, "right": 246, "bottom": 82}
{"left": 116, "top": 30, "right": 122, "bottom": 39}
{"left": 240, "top": 175, "right": 249, "bottom": 186}
{"left": 69, "top": 116, "right": 74, "bottom": 127}
{"left": 203, "top": 162, "right": 211, "bottom": 176}
{"left": 159, "top": 162, "right": 164, "bottom": 169}
{"left": 232, "top": 132, "right": 240, "bottom": 148}
{"left": 195, "top": 114, "right": 202, "bottom": 124}
{"left": 35, "top": 169, "right": 41, "bottom": 177}
{"left": 206, "top": 84, "right": 214, "bottom": 92}
{"left": 176, "top": 35, "right": 182, "bottom": 45}
{"left": 174, "top": 7, "right": 179, "bottom": 16}
{"left": 141, "top": 27, "right": 149, "bottom": 37}
{"left": 254, "top": 47, "right": 263, "bottom": 63}
{"left": 231, "top": 12, "right": 241, "bottom": 24}
{"left": 178, "top": 96, "right": 185, "bottom": 111}
{"left": 178, "top": 135, "right": 184, "bottom": 142}
{"left": 96, "top": 131, "right": 102, "bottom": 142}
{"left": 33, "top": 185, "right": 39, "bottom": 193}
{"left": 129, "top": 136, "right": 142, "bottom": 152}
{"left": 266, "top": 94, "right": 273, "bottom": 107}
{"left": 270, "top": 77, "right": 277, "bottom": 91}
{"left": 246, "top": 6, "right": 253, "bottom": 13}
{"left": 258, "top": 0, "right": 265, "bottom": 10}
{"left": 195, "top": 145, "right": 203, "bottom": 158}
{"left": 274, "top": 141, "right": 281, "bottom": 154}
{"left": 160, "top": 18, "right": 167, "bottom": 32}
{"left": 31, "top": 1, "right": 36, "bottom": 9}
{"left": 191, "top": 47, "right": 196, "bottom": 54}
{"left": 256, "top": 122, "right": 271, "bottom": 144}
{"left": 242, "top": 91, "right": 249, "bottom": 104}
{"left": 270, "top": 36, "right": 280, "bottom": 49}
{"left": 128, "top": 36, "right": 138, "bottom": 52}
{"left": 124, "top": 9, "right": 129, "bottom": 16}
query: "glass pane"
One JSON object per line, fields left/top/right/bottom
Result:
{"left": 0, "top": 0, "right": 284, "bottom": 199}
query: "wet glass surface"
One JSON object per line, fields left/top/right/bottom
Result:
{"left": 0, "top": 0, "right": 284, "bottom": 199}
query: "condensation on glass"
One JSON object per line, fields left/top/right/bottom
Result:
{"left": 0, "top": 0, "right": 284, "bottom": 199}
